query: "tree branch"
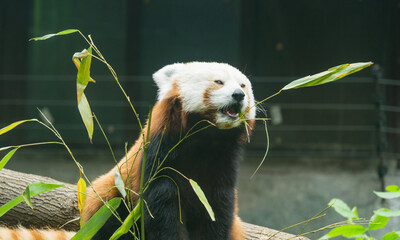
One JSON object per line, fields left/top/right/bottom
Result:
{"left": 0, "top": 168, "right": 308, "bottom": 239}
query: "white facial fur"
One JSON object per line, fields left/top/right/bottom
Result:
{"left": 153, "top": 62, "right": 256, "bottom": 129}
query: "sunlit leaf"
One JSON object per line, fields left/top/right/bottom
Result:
{"left": 0, "top": 119, "right": 38, "bottom": 136}
{"left": 374, "top": 190, "right": 400, "bottom": 199}
{"left": 281, "top": 62, "right": 373, "bottom": 90}
{"left": 76, "top": 47, "right": 93, "bottom": 103}
{"left": 77, "top": 177, "right": 87, "bottom": 214}
{"left": 0, "top": 148, "right": 18, "bottom": 170}
{"left": 72, "top": 198, "right": 122, "bottom": 240}
{"left": 351, "top": 206, "right": 359, "bottom": 219}
{"left": 0, "top": 182, "right": 64, "bottom": 216}
{"left": 29, "top": 29, "right": 79, "bottom": 41}
{"left": 368, "top": 213, "right": 389, "bottom": 230}
{"left": 72, "top": 58, "right": 95, "bottom": 83}
{"left": 374, "top": 208, "right": 400, "bottom": 217}
{"left": 73, "top": 49, "right": 91, "bottom": 59}
{"left": 329, "top": 198, "right": 357, "bottom": 219}
{"left": 114, "top": 170, "right": 127, "bottom": 199}
{"left": 386, "top": 185, "right": 400, "bottom": 192}
{"left": 189, "top": 179, "right": 215, "bottom": 221}
{"left": 382, "top": 232, "right": 400, "bottom": 240}
{"left": 0, "top": 195, "right": 24, "bottom": 217}
{"left": 78, "top": 93, "right": 94, "bottom": 142}
{"left": 22, "top": 186, "right": 33, "bottom": 209}
{"left": 110, "top": 202, "right": 141, "bottom": 240}
{"left": 327, "top": 224, "right": 366, "bottom": 238}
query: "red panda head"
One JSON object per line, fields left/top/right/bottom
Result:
{"left": 153, "top": 62, "right": 256, "bottom": 129}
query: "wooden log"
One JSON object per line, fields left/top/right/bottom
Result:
{"left": 0, "top": 168, "right": 309, "bottom": 239}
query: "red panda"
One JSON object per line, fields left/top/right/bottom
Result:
{"left": 0, "top": 62, "right": 256, "bottom": 240}
{"left": 0, "top": 227, "right": 75, "bottom": 240}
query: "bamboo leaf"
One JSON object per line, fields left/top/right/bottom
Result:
{"left": 327, "top": 224, "right": 366, "bottom": 238}
{"left": 386, "top": 185, "right": 400, "bottom": 192}
{"left": 76, "top": 47, "right": 93, "bottom": 104}
{"left": 78, "top": 93, "right": 94, "bottom": 142}
{"left": 281, "top": 62, "right": 373, "bottom": 90}
{"left": 72, "top": 198, "right": 122, "bottom": 240}
{"left": 72, "top": 58, "right": 96, "bottom": 83}
{"left": 374, "top": 208, "right": 400, "bottom": 217}
{"left": 0, "top": 195, "right": 24, "bottom": 217}
{"left": 73, "top": 49, "right": 91, "bottom": 59}
{"left": 189, "top": 179, "right": 215, "bottom": 221}
{"left": 0, "top": 182, "right": 64, "bottom": 216}
{"left": 23, "top": 182, "right": 65, "bottom": 196}
{"left": 0, "top": 119, "right": 38, "bottom": 136}
{"left": 374, "top": 190, "right": 400, "bottom": 199}
{"left": 29, "top": 29, "right": 79, "bottom": 41}
{"left": 367, "top": 213, "right": 389, "bottom": 230}
{"left": 382, "top": 232, "right": 400, "bottom": 240}
{"left": 77, "top": 177, "right": 87, "bottom": 229}
{"left": 328, "top": 198, "right": 357, "bottom": 219}
{"left": 114, "top": 170, "right": 127, "bottom": 199}
{"left": 0, "top": 148, "right": 18, "bottom": 170}
{"left": 110, "top": 203, "right": 141, "bottom": 240}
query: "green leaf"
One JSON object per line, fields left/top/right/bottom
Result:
{"left": 329, "top": 198, "right": 357, "bottom": 219}
{"left": 0, "top": 182, "right": 64, "bottom": 217}
{"left": 382, "top": 232, "right": 400, "bottom": 240}
{"left": 72, "top": 198, "right": 122, "bottom": 240}
{"left": 374, "top": 208, "right": 400, "bottom": 217}
{"left": 73, "top": 49, "right": 91, "bottom": 59}
{"left": 114, "top": 170, "right": 127, "bottom": 199}
{"left": 281, "top": 62, "right": 373, "bottom": 90}
{"left": 374, "top": 191, "right": 400, "bottom": 199}
{"left": 0, "top": 119, "right": 37, "bottom": 136}
{"left": 74, "top": 47, "right": 94, "bottom": 142}
{"left": 327, "top": 224, "right": 366, "bottom": 238}
{"left": 29, "top": 29, "right": 79, "bottom": 41}
{"left": 0, "top": 195, "right": 24, "bottom": 217}
{"left": 0, "top": 148, "right": 18, "bottom": 170}
{"left": 352, "top": 206, "right": 359, "bottom": 219}
{"left": 78, "top": 93, "right": 94, "bottom": 142}
{"left": 26, "top": 182, "right": 65, "bottom": 196}
{"left": 72, "top": 58, "right": 96, "bottom": 83}
{"left": 189, "top": 179, "right": 215, "bottom": 221}
{"left": 110, "top": 202, "right": 141, "bottom": 240}
{"left": 386, "top": 185, "right": 400, "bottom": 192}
{"left": 22, "top": 182, "right": 65, "bottom": 209}
{"left": 22, "top": 186, "right": 33, "bottom": 209}
{"left": 368, "top": 213, "right": 389, "bottom": 230}
{"left": 76, "top": 47, "right": 93, "bottom": 104}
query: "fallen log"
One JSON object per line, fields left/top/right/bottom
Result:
{"left": 0, "top": 168, "right": 309, "bottom": 239}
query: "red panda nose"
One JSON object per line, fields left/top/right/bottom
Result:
{"left": 232, "top": 89, "right": 245, "bottom": 102}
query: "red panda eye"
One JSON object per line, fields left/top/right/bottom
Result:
{"left": 214, "top": 80, "right": 224, "bottom": 85}
{"left": 241, "top": 84, "right": 246, "bottom": 88}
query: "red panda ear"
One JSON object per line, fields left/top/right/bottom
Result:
{"left": 153, "top": 63, "right": 184, "bottom": 101}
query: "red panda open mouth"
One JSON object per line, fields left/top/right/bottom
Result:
{"left": 221, "top": 104, "right": 241, "bottom": 119}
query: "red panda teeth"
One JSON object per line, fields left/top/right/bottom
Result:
{"left": 224, "top": 105, "right": 239, "bottom": 118}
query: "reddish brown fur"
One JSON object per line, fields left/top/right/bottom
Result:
{"left": 83, "top": 82, "right": 185, "bottom": 223}
{"left": 82, "top": 83, "right": 248, "bottom": 239}
{"left": 0, "top": 227, "right": 75, "bottom": 240}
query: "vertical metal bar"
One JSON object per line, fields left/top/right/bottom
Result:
{"left": 373, "top": 65, "right": 387, "bottom": 192}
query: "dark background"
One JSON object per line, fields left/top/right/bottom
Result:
{"left": 1, "top": 0, "right": 400, "bottom": 236}
{"left": 1, "top": 0, "right": 399, "bottom": 157}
